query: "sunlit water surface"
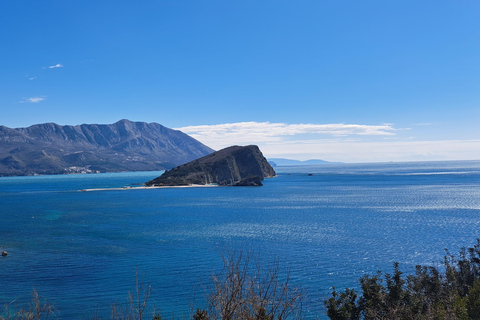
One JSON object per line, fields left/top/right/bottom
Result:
{"left": 1, "top": 161, "right": 480, "bottom": 319}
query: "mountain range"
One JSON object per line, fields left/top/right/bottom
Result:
{"left": 0, "top": 119, "right": 214, "bottom": 176}
{"left": 267, "top": 158, "right": 339, "bottom": 166}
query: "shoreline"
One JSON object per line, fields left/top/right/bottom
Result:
{"left": 79, "top": 184, "right": 219, "bottom": 192}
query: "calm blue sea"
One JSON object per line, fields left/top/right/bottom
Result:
{"left": 1, "top": 161, "right": 480, "bottom": 319}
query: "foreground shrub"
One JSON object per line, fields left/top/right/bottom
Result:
{"left": 325, "top": 239, "right": 480, "bottom": 320}
{"left": 1, "top": 289, "right": 55, "bottom": 320}
{"left": 198, "top": 249, "right": 305, "bottom": 320}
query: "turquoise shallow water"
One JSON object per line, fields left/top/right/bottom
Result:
{"left": 1, "top": 161, "right": 480, "bottom": 319}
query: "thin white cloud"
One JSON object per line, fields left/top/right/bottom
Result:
{"left": 46, "top": 64, "right": 63, "bottom": 69}
{"left": 29, "top": 77, "right": 36, "bottom": 80}
{"left": 175, "top": 121, "right": 479, "bottom": 162}
{"left": 260, "top": 139, "right": 480, "bottom": 163}
{"left": 20, "top": 97, "right": 45, "bottom": 103}
{"left": 176, "top": 121, "right": 396, "bottom": 149}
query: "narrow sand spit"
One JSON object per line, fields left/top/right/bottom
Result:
{"left": 79, "top": 184, "right": 218, "bottom": 191}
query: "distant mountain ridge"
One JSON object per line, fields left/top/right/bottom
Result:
{"left": 268, "top": 158, "right": 339, "bottom": 166}
{"left": 0, "top": 119, "right": 214, "bottom": 176}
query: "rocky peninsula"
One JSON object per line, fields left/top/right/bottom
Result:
{"left": 146, "top": 145, "right": 275, "bottom": 187}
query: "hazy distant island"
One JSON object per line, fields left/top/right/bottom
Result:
{"left": 268, "top": 158, "right": 340, "bottom": 166}
{"left": 0, "top": 119, "right": 213, "bottom": 176}
{"left": 146, "top": 145, "right": 275, "bottom": 187}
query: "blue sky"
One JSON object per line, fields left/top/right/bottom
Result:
{"left": 1, "top": 1, "right": 479, "bottom": 162}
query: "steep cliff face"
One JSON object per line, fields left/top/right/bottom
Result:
{"left": 0, "top": 120, "right": 214, "bottom": 176}
{"left": 146, "top": 145, "right": 276, "bottom": 186}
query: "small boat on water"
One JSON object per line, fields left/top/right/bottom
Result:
{"left": 1, "top": 251, "right": 7, "bottom": 256}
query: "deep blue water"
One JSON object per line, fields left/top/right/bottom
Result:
{"left": 1, "top": 161, "right": 480, "bottom": 319}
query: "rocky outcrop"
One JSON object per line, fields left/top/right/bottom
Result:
{"left": 146, "top": 145, "right": 275, "bottom": 187}
{"left": 232, "top": 174, "right": 264, "bottom": 186}
{"left": 0, "top": 120, "right": 214, "bottom": 176}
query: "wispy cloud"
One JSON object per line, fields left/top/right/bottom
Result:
{"left": 259, "top": 139, "right": 480, "bottom": 163}
{"left": 176, "top": 121, "right": 396, "bottom": 149}
{"left": 175, "top": 121, "right": 480, "bottom": 162}
{"left": 44, "top": 63, "right": 63, "bottom": 69}
{"left": 20, "top": 97, "right": 45, "bottom": 103}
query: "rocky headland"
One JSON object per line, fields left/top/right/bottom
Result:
{"left": 146, "top": 145, "right": 275, "bottom": 187}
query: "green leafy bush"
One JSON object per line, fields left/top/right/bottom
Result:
{"left": 325, "top": 239, "right": 480, "bottom": 320}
